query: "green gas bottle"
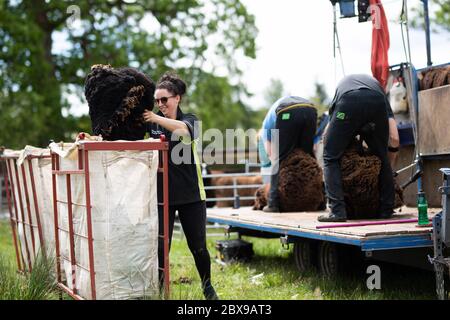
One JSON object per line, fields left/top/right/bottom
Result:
{"left": 417, "top": 192, "right": 429, "bottom": 226}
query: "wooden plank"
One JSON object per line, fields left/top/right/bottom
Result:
{"left": 418, "top": 84, "right": 450, "bottom": 155}
{"left": 325, "top": 224, "right": 432, "bottom": 237}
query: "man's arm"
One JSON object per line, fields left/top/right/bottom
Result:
{"left": 388, "top": 117, "right": 400, "bottom": 167}
{"left": 322, "top": 122, "right": 330, "bottom": 142}
{"left": 264, "top": 140, "right": 273, "bottom": 161}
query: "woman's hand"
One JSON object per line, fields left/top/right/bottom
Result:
{"left": 143, "top": 109, "right": 190, "bottom": 137}
{"left": 143, "top": 110, "right": 157, "bottom": 123}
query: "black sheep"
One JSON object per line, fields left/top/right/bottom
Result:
{"left": 254, "top": 145, "right": 403, "bottom": 217}
{"left": 84, "top": 64, "right": 155, "bottom": 140}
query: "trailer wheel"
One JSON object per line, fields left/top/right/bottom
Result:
{"left": 293, "top": 239, "right": 317, "bottom": 273}
{"left": 318, "top": 242, "right": 341, "bottom": 277}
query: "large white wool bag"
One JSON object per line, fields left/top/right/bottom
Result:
{"left": 51, "top": 142, "right": 159, "bottom": 300}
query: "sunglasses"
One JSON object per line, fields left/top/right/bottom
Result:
{"left": 154, "top": 95, "right": 175, "bottom": 105}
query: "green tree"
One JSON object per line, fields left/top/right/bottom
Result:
{"left": 187, "top": 71, "right": 252, "bottom": 132}
{"left": 250, "top": 78, "right": 286, "bottom": 131}
{"left": 310, "top": 81, "right": 329, "bottom": 105}
{"left": 412, "top": 0, "right": 450, "bottom": 33}
{"left": 263, "top": 78, "right": 286, "bottom": 107}
{"left": 309, "top": 81, "right": 330, "bottom": 116}
{"left": 0, "top": 0, "right": 257, "bottom": 148}
{"left": 433, "top": 0, "right": 450, "bottom": 31}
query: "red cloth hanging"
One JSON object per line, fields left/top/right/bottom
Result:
{"left": 370, "top": 0, "right": 390, "bottom": 90}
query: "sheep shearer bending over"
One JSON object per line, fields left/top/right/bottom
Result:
{"left": 318, "top": 74, "right": 400, "bottom": 223}
{"left": 261, "top": 96, "right": 318, "bottom": 213}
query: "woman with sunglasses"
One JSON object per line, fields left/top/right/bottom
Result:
{"left": 143, "top": 72, "right": 218, "bottom": 300}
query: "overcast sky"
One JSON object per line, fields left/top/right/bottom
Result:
{"left": 239, "top": 0, "right": 450, "bottom": 108}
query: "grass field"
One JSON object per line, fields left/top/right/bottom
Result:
{"left": 0, "top": 219, "right": 439, "bottom": 300}
{"left": 0, "top": 220, "right": 58, "bottom": 300}
{"left": 171, "top": 229, "right": 438, "bottom": 300}
{"left": 0, "top": 220, "right": 14, "bottom": 261}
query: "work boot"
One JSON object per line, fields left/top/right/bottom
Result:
{"left": 262, "top": 205, "right": 280, "bottom": 213}
{"left": 317, "top": 213, "right": 347, "bottom": 222}
{"left": 203, "top": 283, "right": 219, "bottom": 300}
{"left": 318, "top": 201, "right": 327, "bottom": 211}
{"left": 379, "top": 210, "right": 394, "bottom": 219}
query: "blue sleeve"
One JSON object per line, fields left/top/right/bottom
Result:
{"left": 258, "top": 138, "right": 271, "bottom": 167}
{"left": 313, "top": 114, "right": 330, "bottom": 143}
{"left": 262, "top": 111, "right": 276, "bottom": 142}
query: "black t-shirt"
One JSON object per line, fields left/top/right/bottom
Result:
{"left": 329, "top": 74, "right": 394, "bottom": 118}
{"left": 149, "top": 108, "right": 206, "bottom": 206}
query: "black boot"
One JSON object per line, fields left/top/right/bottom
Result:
{"left": 379, "top": 210, "right": 394, "bottom": 219}
{"left": 262, "top": 205, "right": 280, "bottom": 213}
{"left": 317, "top": 213, "right": 347, "bottom": 222}
{"left": 203, "top": 283, "right": 219, "bottom": 300}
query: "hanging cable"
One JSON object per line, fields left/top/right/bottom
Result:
{"left": 332, "top": 3, "right": 346, "bottom": 83}
{"left": 400, "top": 0, "right": 409, "bottom": 63}
{"left": 336, "top": 24, "right": 346, "bottom": 76}
{"left": 333, "top": 3, "right": 337, "bottom": 85}
{"left": 400, "top": 0, "right": 423, "bottom": 190}
{"left": 403, "top": 0, "right": 413, "bottom": 64}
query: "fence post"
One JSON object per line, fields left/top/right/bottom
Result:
{"left": 233, "top": 177, "right": 240, "bottom": 209}
{"left": 0, "top": 175, "right": 4, "bottom": 214}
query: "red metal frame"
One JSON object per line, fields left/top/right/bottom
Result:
{"left": 51, "top": 139, "right": 170, "bottom": 300}
{"left": 2, "top": 158, "right": 23, "bottom": 272}
{"left": 1, "top": 153, "right": 49, "bottom": 273}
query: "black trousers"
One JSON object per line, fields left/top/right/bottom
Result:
{"left": 158, "top": 201, "right": 211, "bottom": 287}
{"left": 268, "top": 106, "right": 317, "bottom": 207}
{"left": 323, "top": 89, "right": 395, "bottom": 217}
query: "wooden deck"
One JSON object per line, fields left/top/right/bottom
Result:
{"left": 207, "top": 206, "right": 441, "bottom": 247}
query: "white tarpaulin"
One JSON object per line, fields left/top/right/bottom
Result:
{"left": 49, "top": 139, "right": 159, "bottom": 300}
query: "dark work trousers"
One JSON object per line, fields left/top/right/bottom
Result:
{"left": 158, "top": 201, "right": 211, "bottom": 288}
{"left": 323, "top": 89, "right": 395, "bottom": 217}
{"left": 268, "top": 106, "right": 317, "bottom": 208}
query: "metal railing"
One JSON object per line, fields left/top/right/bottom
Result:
{"left": 173, "top": 218, "right": 229, "bottom": 239}
{"left": 202, "top": 161, "right": 263, "bottom": 209}
{"left": 174, "top": 161, "right": 264, "bottom": 239}
{"left": 174, "top": 161, "right": 264, "bottom": 238}
{"left": 0, "top": 176, "right": 5, "bottom": 216}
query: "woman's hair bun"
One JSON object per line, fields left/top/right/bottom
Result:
{"left": 157, "top": 71, "right": 186, "bottom": 96}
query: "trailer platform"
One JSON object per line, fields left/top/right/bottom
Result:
{"left": 207, "top": 206, "right": 440, "bottom": 252}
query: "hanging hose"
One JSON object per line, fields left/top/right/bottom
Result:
{"left": 405, "top": 1, "right": 413, "bottom": 64}
{"left": 400, "top": 1, "right": 409, "bottom": 63}
{"left": 332, "top": 3, "right": 346, "bottom": 85}
{"left": 399, "top": 0, "right": 424, "bottom": 192}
